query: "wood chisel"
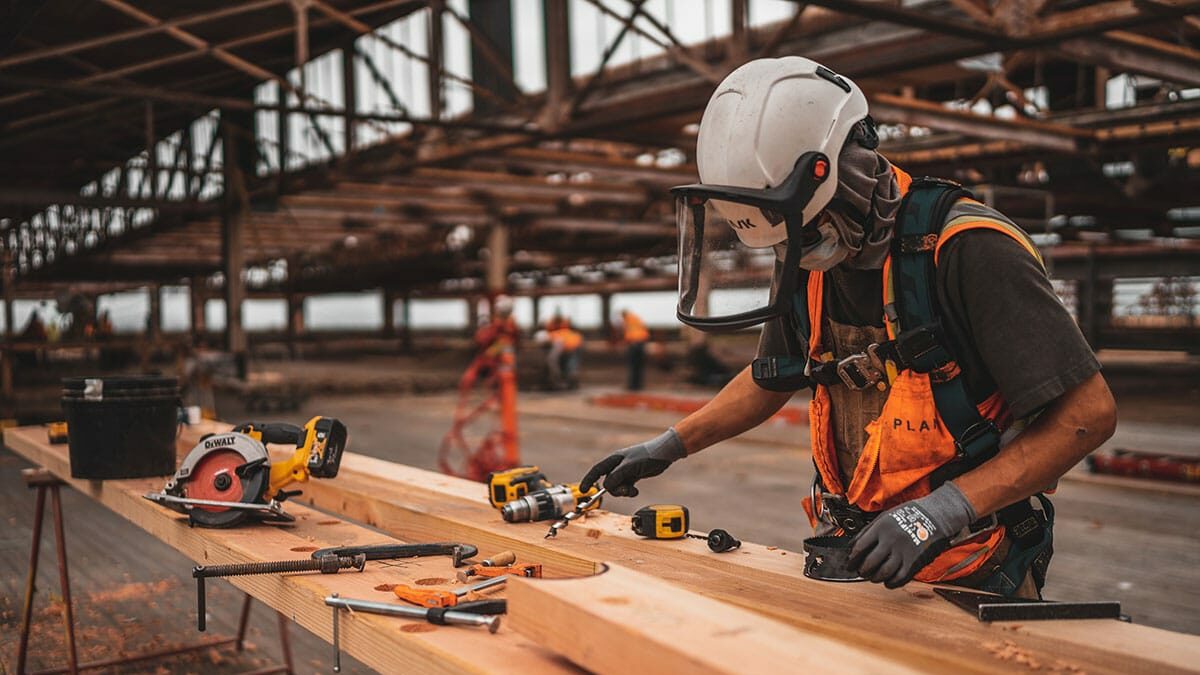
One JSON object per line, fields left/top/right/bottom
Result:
{"left": 545, "top": 487, "right": 606, "bottom": 538}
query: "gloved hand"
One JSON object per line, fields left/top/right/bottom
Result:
{"left": 848, "top": 482, "right": 977, "bottom": 588}
{"left": 580, "top": 428, "right": 687, "bottom": 497}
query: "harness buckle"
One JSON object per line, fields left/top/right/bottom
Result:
{"left": 949, "top": 513, "right": 999, "bottom": 547}
{"left": 819, "top": 494, "right": 876, "bottom": 533}
{"left": 955, "top": 420, "right": 1000, "bottom": 459}
{"left": 835, "top": 354, "right": 884, "bottom": 391}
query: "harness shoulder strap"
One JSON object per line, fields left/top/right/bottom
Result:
{"left": 751, "top": 269, "right": 813, "bottom": 392}
{"left": 890, "top": 178, "right": 1002, "bottom": 480}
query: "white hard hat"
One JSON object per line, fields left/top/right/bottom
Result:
{"left": 493, "top": 294, "right": 514, "bottom": 316}
{"left": 696, "top": 57, "right": 870, "bottom": 248}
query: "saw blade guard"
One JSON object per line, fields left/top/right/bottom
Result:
{"left": 164, "top": 432, "right": 271, "bottom": 527}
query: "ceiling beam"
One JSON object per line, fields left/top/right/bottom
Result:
{"left": 870, "top": 92, "right": 1090, "bottom": 152}
{"left": 0, "top": 0, "right": 288, "bottom": 70}
{"left": 1057, "top": 33, "right": 1200, "bottom": 88}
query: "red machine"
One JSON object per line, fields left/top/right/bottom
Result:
{"left": 438, "top": 298, "right": 521, "bottom": 481}
{"left": 1087, "top": 448, "right": 1200, "bottom": 484}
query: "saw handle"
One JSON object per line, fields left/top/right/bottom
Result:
{"left": 233, "top": 422, "right": 304, "bottom": 446}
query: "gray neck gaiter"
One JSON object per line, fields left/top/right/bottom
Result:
{"left": 824, "top": 141, "right": 901, "bottom": 270}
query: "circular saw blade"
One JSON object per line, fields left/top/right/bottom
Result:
{"left": 178, "top": 433, "right": 269, "bottom": 527}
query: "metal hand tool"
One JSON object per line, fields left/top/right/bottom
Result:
{"left": 545, "top": 487, "right": 606, "bottom": 538}
{"left": 310, "top": 542, "right": 479, "bottom": 568}
{"left": 935, "top": 588, "right": 1125, "bottom": 622}
{"left": 392, "top": 574, "right": 510, "bottom": 608}
{"left": 326, "top": 593, "right": 503, "bottom": 672}
{"left": 192, "top": 554, "right": 366, "bottom": 631}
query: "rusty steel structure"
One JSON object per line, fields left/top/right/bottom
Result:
{"left": 1, "top": 0, "right": 1199, "bottom": 365}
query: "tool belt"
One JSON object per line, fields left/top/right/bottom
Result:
{"left": 807, "top": 475, "right": 1051, "bottom": 594}
{"left": 811, "top": 477, "right": 998, "bottom": 541}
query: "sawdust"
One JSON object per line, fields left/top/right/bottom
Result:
{"left": 766, "top": 546, "right": 778, "bottom": 550}
{"left": 87, "top": 579, "right": 175, "bottom": 603}
{"left": 911, "top": 590, "right": 935, "bottom": 600}
{"left": 401, "top": 623, "right": 437, "bottom": 633}
{"left": 600, "top": 597, "right": 631, "bottom": 605}
{"left": 983, "top": 639, "right": 1043, "bottom": 670}
{"left": 316, "top": 519, "right": 340, "bottom": 525}
{"left": 415, "top": 578, "right": 450, "bottom": 586}
{"left": 290, "top": 545, "right": 318, "bottom": 552}
{"left": 586, "top": 529, "right": 601, "bottom": 539}
{"left": 374, "top": 584, "right": 396, "bottom": 592}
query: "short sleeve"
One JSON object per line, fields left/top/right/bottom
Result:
{"left": 937, "top": 230, "right": 1100, "bottom": 419}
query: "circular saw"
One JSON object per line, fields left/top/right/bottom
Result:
{"left": 145, "top": 416, "right": 347, "bottom": 528}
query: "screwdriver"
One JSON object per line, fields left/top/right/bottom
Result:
{"left": 545, "top": 487, "right": 607, "bottom": 538}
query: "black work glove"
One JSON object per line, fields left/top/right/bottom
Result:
{"left": 848, "top": 482, "right": 976, "bottom": 589}
{"left": 580, "top": 428, "right": 687, "bottom": 497}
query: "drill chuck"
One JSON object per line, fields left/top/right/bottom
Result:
{"left": 501, "top": 485, "right": 576, "bottom": 523}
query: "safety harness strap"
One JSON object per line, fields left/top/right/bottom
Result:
{"left": 891, "top": 178, "right": 1004, "bottom": 476}
{"left": 751, "top": 270, "right": 814, "bottom": 392}
{"left": 892, "top": 178, "right": 1053, "bottom": 596}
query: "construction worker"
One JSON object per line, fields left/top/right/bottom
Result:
{"left": 547, "top": 317, "right": 584, "bottom": 390}
{"left": 581, "top": 57, "right": 1116, "bottom": 599}
{"left": 618, "top": 308, "right": 650, "bottom": 391}
{"left": 473, "top": 295, "right": 518, "bottom": 357}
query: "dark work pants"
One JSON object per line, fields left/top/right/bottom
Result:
{"left": 626, "top": 342, "right": 645, "bottom": 391}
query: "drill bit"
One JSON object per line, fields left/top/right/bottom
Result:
{"left": 545, "top": 488, "right": 606, "bottom": 538}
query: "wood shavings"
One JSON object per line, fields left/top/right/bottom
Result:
{"left": 983, "top": 639, "right": 1042, "bottom": 670}
{"left": 767, "top": 546, "right": 778, "bottom": 550}
{"left": 289, "top": 545, "right": 318, "bottom": 552}
{"left": 317, "top": 519, "right": 340, "bottom": 525}
{"left": 401, "top": 623, "right": 437, "bottom": 633}
{"left": 415, "top": 577, "right": 450, "bottom": 586}
{"left": 374, "top": 583, "right": 396, "bottom": 592}
{"left": 586, "top": 529, "right": 601, "bottom": 539}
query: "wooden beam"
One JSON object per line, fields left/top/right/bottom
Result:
{"left": 870, "top": 92, "right": 1089, "bottom": 152}
{"left": 272, "top": 449, "right": 1200, "bottom": 675}
{"left": 341, "top": 43, "right": 358, "bottom": 153}
{"left": 1057, "top": 33, "right": 1200, "bottom": 88}
{"left": 221, "top": 114, "right": 249, "bottom": 378}
{"left": 1, "top": 426, "right": 574, "bottom": 675}
{"left": 508, "top": 564, "right": 917, "bottom": 675}
{"left": 541, "top": 0, "right": 571, "bottom": 129}
{"left": 0, "top": 0, "right": 287, "bottom": 70}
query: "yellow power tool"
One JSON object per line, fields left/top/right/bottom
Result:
{"left": 144, "top": 416, "right": 347, "bottom": 527}
{"left": 486, "top": 465, "right": 550, "bottom": 509}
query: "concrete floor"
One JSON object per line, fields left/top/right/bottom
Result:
{"left": 3, "top": 362, "right": 1198, "bottom": 673}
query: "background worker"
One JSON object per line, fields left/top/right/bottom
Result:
{"left": 547, "top": 316, "right": 584, "bottom": 390}
{"left": 581, "top": 57, "right": 1116, "bottom": 598}
{"left": 618, "top": 308, "right": 650, "bottom": 391}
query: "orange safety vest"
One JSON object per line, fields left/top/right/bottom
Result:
{"left": 623, "top": 314, "right": 650, "bottom": 343}
{"left": 552, "top": 327, "right": 583, "bottom": 351}
{"left": 806, "top": 165, "right": 1041, "bottom": 584}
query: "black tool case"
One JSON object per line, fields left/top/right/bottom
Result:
{"left": 61, "top": 376, "right": 180, "bottom": 479}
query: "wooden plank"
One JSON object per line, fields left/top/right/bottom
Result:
{"left": 2, "top": 426, "right": 576, "bottom": 675}
{"left": 508, "top": 563, "right": 919, "bottom": 675}
{"left": 271, "top": 448, "right": 1200, "bottom": 675}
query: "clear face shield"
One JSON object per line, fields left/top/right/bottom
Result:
{"left": 674, "top": 152, "right": 831, "bottom": 331}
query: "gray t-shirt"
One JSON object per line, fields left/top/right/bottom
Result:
{"left": 757, "top": 204, "right": 1099, "bottom": 419}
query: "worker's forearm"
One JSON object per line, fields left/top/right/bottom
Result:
{"left": 954, "top": 371, "right": 1116, "bottom": 517}
{"left": 673, "top": 365, "right": 795, "bottom": 454}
